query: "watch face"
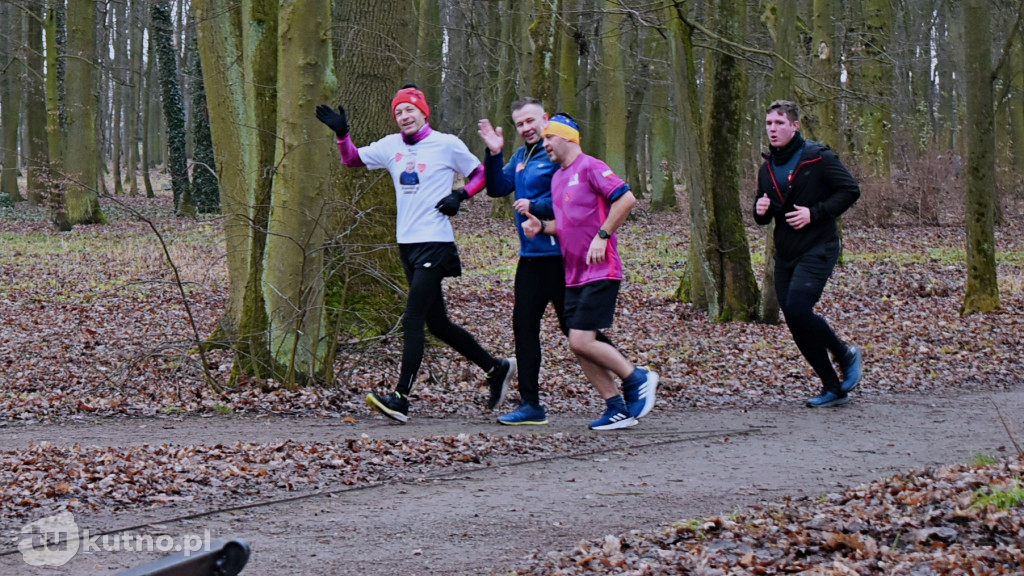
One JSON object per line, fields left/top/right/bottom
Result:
{"left": 598, "top": 229, "right": 610, "bottom": 239}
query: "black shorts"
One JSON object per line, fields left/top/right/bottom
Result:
{"left": 564, "top": 280, "right": 620, "bottom": 331}
{"left": 399, "top": 242, "right": 462, "bottom": 280}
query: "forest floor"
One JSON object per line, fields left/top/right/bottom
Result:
{"left": 0, "top": 189, "right": 1022, "bottom": 574}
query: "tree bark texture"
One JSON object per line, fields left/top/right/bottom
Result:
{"left": 960, "top": 0, "right": 1000, "bottom": 315}
{"left": 24, "top": 0, "right": 49, "bottom": 206}
{"left": 151, "top": 0, "right": 192, "bottom": 214}
{"left": 64, "top": 0, "right": 103, "bottom": 225}
{"left": 704, "top": 0, "right": 760, "bottom": 322}
{"left": 1, "top": 1, "right": 25, "bottom": 201}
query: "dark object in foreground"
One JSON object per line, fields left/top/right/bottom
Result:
{"left": 115, "top": 538, "right": 250, "bottom": 576}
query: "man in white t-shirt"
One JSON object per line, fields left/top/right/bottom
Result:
{"left": 316, "top": 85, "right": 516, "bottom": 422}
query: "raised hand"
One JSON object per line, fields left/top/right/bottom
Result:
{"left": 477, "top": 119, "right": 505, "bottom": 155}
{"left": 315, "top": 104, "right": 349, "bottom": 138}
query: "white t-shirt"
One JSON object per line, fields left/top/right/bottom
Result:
{"left": 359, "top": 131, "right": 481, "bottom": 244}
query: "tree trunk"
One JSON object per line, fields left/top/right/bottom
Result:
{"left": 261, "top": 0, "right": 335, "bottom": 385}
{"left": 648, "top": 21, "right": 676, "bottom": 213}
{"left": 961, "top": 0, "right": 999, "bottom": 315}
{"left": 703, "top": 0, "right": 759, "bottom": 322}
{"left": 557, "top": 0, "right": 580, "bottom": 116}
{"left": 488, "top": 0, "right": 517, "bottom": 220}
{"left": 934, "top": 0, "right": 963, "bottom": 152}
{"left": 188, "top": 34, "right": 219, "bottom": 213}
{"left": 1, "top": 1, "right": 25, "bottom": 201}
{"left": 323, "top": 0, "right": 416, "bottom": 373}
{"left": 811, "top": 0, "right": 839, "bottom": 149}
{"left": 665, "top": 5, "right": 714, "bottom": 314}
{"left": 1008, "top": 29, "right": 1024, "bottom": 198}
{"left": 529, "top": 0, "right": 557, "bottom": 105}
{"left": 127, "top": 0, "right": 144, "bottom": 197}
{"left": 24, "top": 0, "right": 49, "bottom": 206}
{"left": 142, "top": 27, "right": 156, "bottom": 199}
{"left": 624, "top": 23, "right": 646, "bottom": 198}
{"left": 110, "top": 0, "right": 126, "bottom": 196}
{"left": 414, "top": 0, "right": 442, "bottom": 124}
{"left": 151, "top": 0, "right": 192, "bottom": 215}
{"left": 193, "top": 0, "right": 256, "bottom": 365}
{"left": 64, "top": 0, "right": 103, "bottom": 225}
{"left": 598, "top": 3, "right": 627, "bottom": 177}
{"left": 45, "top": 4, "right": 70, "bottom": 230}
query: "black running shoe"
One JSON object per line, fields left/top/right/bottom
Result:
{"left": 366, "top": 391, "right": 409, "bottom": 423}
{"left": 485, "top": 358, "right": 517, "bottom": 410}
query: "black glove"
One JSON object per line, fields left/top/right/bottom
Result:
{"left": 435, "top": 189, "right": 469, "bottom": 216}
{"left": 315, "top": 104, "right": 349, "bottom": 138}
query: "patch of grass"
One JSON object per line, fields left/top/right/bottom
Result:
{"left": 212, "top": 403, "right": 233, "bottom": 415}
{"left": 969, "top": 453, "right": 999, "bottom": 467}
{"left": 972, "top": 478, "right": 1024, "bottom": 511}
{"left": 671, "top": 517, "right": 711, "bottom": 540}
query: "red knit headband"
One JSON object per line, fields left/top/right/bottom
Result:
{"left": 391, "top": 87, "right": 431, "bottom": 119}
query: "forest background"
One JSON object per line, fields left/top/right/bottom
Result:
{"left": 0, "top": 1, "right": 1023, "bottom": 573}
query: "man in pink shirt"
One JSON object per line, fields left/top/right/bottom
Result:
{"left": 521, "top": 113, "right": 658, "bottom": 430}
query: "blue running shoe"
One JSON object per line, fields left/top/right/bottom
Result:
{"left": 805, "top": 390, "right": 849, "bottom": 408}
{"left": 497, "top": 403, "right": 548, "bottom": 426}
{"left": 624, "top": 369, "right": 659, "bottom": 419}
{"left": 839, "top": 346, "right": 863, "bottom": 393}
{"left": 589, "top": 407, "right": 638, "bottom": 430}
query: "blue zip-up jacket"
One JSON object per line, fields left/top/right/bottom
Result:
{"left": 484, "top": 143, "right": 562, "bottom": 257}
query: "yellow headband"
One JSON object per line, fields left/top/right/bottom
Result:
{"left": 542, "top": 120, "right": 580, "bottom": 144}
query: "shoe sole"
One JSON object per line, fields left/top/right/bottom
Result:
{"left": 487, "top": 358, "right": 517, "bottom": 410}
{"left": 497, "top": 418, "right": 548, "bottom": 426}
{"left": 633, "top": 371, "right": 659, "bottom": 419}
{"left": 365, "top": 393, "right": 408, "bottom": 423}
{"left": 590, "top": 416, "right": 638, "bottom": 431}
{"left": 805, "top": 396, "right": 850, "bottom": 408}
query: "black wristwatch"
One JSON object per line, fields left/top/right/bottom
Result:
{"left": 597, "top": 229, "right": 611, "bottom": 240}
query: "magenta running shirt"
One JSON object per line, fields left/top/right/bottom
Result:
{"left": 551, "top": 153, "right": 630, "bottom": 287}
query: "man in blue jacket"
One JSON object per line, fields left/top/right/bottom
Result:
{"left": 754, "top": 99, "right": 863, "bottom": 408}
{"left": 478, "top": 98, "right": 655, "bottom": 424}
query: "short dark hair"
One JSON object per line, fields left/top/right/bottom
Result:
{"left": 767, "top": 100, "right": 800, "bottom": 122}
{"left": 511, "top": 97, "right": 544, "bottom": 114}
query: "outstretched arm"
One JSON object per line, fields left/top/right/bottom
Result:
{"left": 316, "top": 104, "right": 365, "bottom": 167}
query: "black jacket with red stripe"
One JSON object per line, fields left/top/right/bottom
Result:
{"left": 753, "top": 134, "right": 861, "bottom": 261}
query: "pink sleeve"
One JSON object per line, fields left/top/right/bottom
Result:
{"left": 463, "top": 165, "right": 485, "bottom": 197}
{"left": 336, "top": 135, "right": 366, "bottom": 168}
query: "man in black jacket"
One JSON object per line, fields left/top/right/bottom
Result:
{"left": 754, "top": 100, "right": 863, "bottom": 408}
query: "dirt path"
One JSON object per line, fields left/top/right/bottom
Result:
{"left": 2, "top": 387, "right": 1021, "bottom": 575}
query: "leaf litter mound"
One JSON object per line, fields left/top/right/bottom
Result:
{"left": 2, "top": 193, "right": 1023, "bottom": 571}
{"left": 513, "top": 454, "right": 1024, "bottom": 575}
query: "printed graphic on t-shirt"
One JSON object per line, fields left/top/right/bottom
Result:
{"left": 395, "top": 152, "right": 425, "bottom": 193}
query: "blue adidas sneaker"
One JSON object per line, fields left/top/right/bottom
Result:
{"left": 623, "top": 369, "right": 659, "bottom": 419}
{"left": 589, "top": 406, "right": 637, "bottom": 431}
{"left": 497, "top": 403, "right": 548, "bottom": 426}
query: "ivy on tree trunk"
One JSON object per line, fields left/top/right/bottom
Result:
{"left": 151, "top": 0, "right": 192, "bottom": 215}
